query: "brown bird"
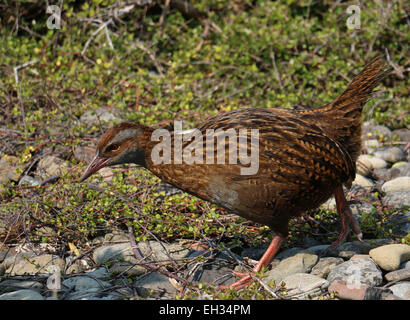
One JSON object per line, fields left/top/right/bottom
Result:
{"left": 80, "top": 56, "right": 391, "bottom": 289}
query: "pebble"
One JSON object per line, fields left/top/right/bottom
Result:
{"left": 187, "top": 251, "right": 237, "bottom": 286}
{"left": 352, "top": 174, "right": 374, "bottom": 191}
{"left": 35, "top": 156, "right": 70, "bottom": 181}
{"left": 384, "top": 268, "right": 410, "bottom": 282}
{"left": 389, "top": 282, "right": 410, "bottom": 300}
{"left": 381, "top": 177, "right": 410, "bottom": 194}
{"left": 362, "top": 123, "right": 392, "bottom": 140}
{"left": 310, "top": 257, "right": 344, "bottom": 278}
{"left": 328, "top": 280, "right": 367, "bottom": 300}
{"left": 0, "top": 289, "right": 44, "bottom": 300}
{"left": 329, "top": 280, "right": 397, "bottom": 300}
{"left": 0, "top": 280, "right": 43, "bottom": 293}
{"left": 18, "top": 175, "right": 40, "bottom": 186}
{"left": 80, "top": 107, "right": 119, "bottom": 123}
{"left": 327, "top": 257, "right": 383, "bottom": 287}
{"left": 73, "top": 145, "right": 95, "bottom": 164}
{"left": 265, "top": 253, "right": 318, "bottom": 284}
{"left": 0, "top": 155, "right": 25, "bottom": 184}
{"left": 93, "top": 241, "right": 191, "bottom": 266}
{"left": 369, "top": 244, "right": 410, "bottom": 271}
{"left": 392, "top": 128, "right": 410, "bottom": 142}
{"left": 374, "top": 147, "right": 406, "bottom": 163}
{"left": 6, "top": 254, "right": 65, "bottom": 276}
{"left": 383, "top": 191, "right": 410, "bottom": 207}
{"left": 62, "top": 276, "right": 111, "bottom": 292}
{"left": 134, "top": 272, "right": 177, "bottom": 298}
{"left": 280, "top": 273, "right": 329, "bottom": 299}
{"left": 364, "top": 139, "right": 381, "bottom": 150}
{"left": 357, "top": 154, "right": 388, "bottom": 169}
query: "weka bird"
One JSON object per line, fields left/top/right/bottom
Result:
{"left": 80, "top": 56, "right": 391, "bottom": 289}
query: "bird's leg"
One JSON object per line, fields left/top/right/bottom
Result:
{"left": 220, "top": 233, "right": 284, "bottom": 290}
{"left": 331, "top": 186, "right": 363, "bottom": 248}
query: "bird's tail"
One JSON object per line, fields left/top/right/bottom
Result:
{"left": 299, "top": 56, "right": 392, "bottom": 162}
{"left": 329, "top": 55, "right": 392, "bottom": 112}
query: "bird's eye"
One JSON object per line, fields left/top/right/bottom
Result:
{"left": 107, "top": 144, "right": 120, "bottom": 152}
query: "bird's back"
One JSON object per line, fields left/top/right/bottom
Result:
{"left": 147, "top": 107, "right": 355, "bottom": 235}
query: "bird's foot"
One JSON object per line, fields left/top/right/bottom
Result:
{"left": 219, "top": 234, "right": 284, "bottom": 290}
{"left": 219, "top": 272, "right": 253, "bottom": 290}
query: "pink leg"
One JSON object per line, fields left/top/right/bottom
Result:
{"left": 331, "top": 186, "right": 363, "bottom": 248}
{"left": 220, "top": 234, "right": 284, "bottom": 290}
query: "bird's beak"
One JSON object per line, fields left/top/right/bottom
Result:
{"left": 80, "top": 154, "right": 109, "bottom": 182}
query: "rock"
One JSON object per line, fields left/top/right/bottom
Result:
{"left": 73, "top": 146, "right": 95, "bottom": 164}
{"left": 0, "top": 155, "right": 25, "bottom": 184}
{"left": 374, "top": 147, "right": 406, "bottom": 163}
{"left": 0, "top": 289, "right": 44, "bottom": 300}
{"left": 303, "top": 245, "right": 330, "bottom": 256}
{"left": 62, "top": 276, "right": 111, "bottom": 292}
{"left": 362, "top": 122, "right": 392, "bottom": 140}
{"left": 337, "top": 241, "right": 372, "bottom": 259}
{"left": 328, "top": 280, "right": 367, "bottom": 300}
{"left": 328, "top": 280, "right": 394, "bottom": 300}
{"left": 392, "top": 128, "right": 410, "bottom": 143}
{"left": 327, "top": 257, "right": 383, "bottom": 287}
{"left": 280, "top": 273, "right": 329, "bottom": 299}
{"left": 357, "top": 155, "right": 388, "bottom": 170}
{"left": 392, "top": 161, "right": 408, "bottom": 168}
{"left": 389, "top": 282, "right": 410, "bottom": 300}
{"left": 373, "top": 168, "right": 391, "bottom": 181}
{"left": 310, "top": 257, "right": 344, "bottom": 278}
{"left": 352, "top": 174, "right": 374, "bottom": 191}
{"left": 18, "top": 175, "right": 40, "bottom": 186}
{"left": 265, "top": 253, "right": 318, "bottom": 285}
{"left": 80, "top": 107, "right": 119, "bottom": 123}
{"left": 389, "top": 163, "right": 410, "bottom": 179}
{"left": 381, "top": 176, "right": 410, "bottom": 194}
{"left": 364, "top": 139, "right": 381, "bottom": 150}
{"left": 93, "top": 241, "right": 191, "bottom": 266}
{"left": 103, "top": 231, "right": 129, "bottom": 242}
{"left": 384, "top": 268, "right": 410, "bottom": 282}
{"left": 401, "top": 260, "right": 410, "bottom": 269}
{"left": 274, "top": 247, "right": 305, "bottom": 260}
{"left": 109, "top": 261, "right": 146, "bottom": 276}
{"left": 321, "top": 197, "right": 336, "bottom": 210}
{"left": 186, "top": 251, "right": 237, "bottom": 286}
{"left": 0, "top": 280, "right": 43, "bottom": 294}
{"left": 350, "top": 202, "right": 375, "bottom": 220}
{"left": 98, "top": 167, "right": 114, "bottom": 182}
{"left": 84, "top": 267, "right": 110, "bottom": 279}
{"left": 6, "top": 254, "right": 65, "bottom": 276}
{"left": 36, "top": 156, "right": 70, "bottom": 180}
{"left": 369, "top": 244, "right": 410, "bottom": 271}
{"left": 135, "top": 272, "right": 177, "bottom": 298}
{"left": 383, "top": 191, "right": 410, "bottom": 207}
{"left": 241, "top": 245, "right": 269, "bottom": 260}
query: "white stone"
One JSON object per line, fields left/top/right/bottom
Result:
{"left": 381, "top": 177, "right": 410, "bottom": 194}
{"left": 352, "top": 174, "right": 374, "bottom": 190}
{"left": 369, "top": 244, "right": 410, "bottom": 271}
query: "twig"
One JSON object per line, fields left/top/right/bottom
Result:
{"left": 13, "top": 59, "right": 39, "bottom": 140}
{"left": 250, "top": 273, "right": 280, "bottom": 299}
{"left": 270, "top": 50, "right": 283, "bottom": 90}
{"left": 81, "top": 19, "right": 114, "bottom": 56}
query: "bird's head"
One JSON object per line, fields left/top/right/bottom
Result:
{"left": 80, "top": 122, "right": 149, "bottom": 182}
